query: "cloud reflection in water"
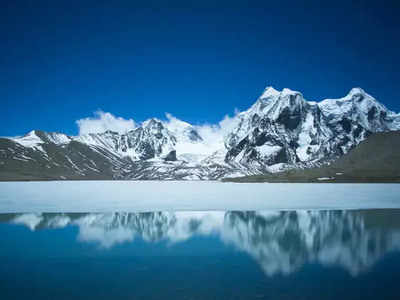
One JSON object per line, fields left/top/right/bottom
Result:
{"left": 8, "top": 210, "right": 400, "bottom": 277}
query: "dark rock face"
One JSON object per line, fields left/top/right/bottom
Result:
{"left": 338, "top": 118, "right": 352, "bottom": 133}
{"left": 368, "top": 106, "right": 377, "bottom": 121}
{"left": 276, "top": 107, "right": 302, "bottom": 130}
{"left": 187, "top": 129, "right": 203, "bottom": 142}
{"left": 225, "top": 136, "right": 250, "bottom": 162}
{"left": 164, "top": 150, "right": 177, "bottom": 161}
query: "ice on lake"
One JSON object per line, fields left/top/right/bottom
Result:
{"left": 0, "top": 181, "right": 400, "bottom": 212}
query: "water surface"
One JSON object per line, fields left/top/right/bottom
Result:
{"left": 1, "top": 209, "right": 400, "bottom": 299}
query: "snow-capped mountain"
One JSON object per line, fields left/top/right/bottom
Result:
{"left": 1, "top": 86, "right": 399, "bottom": 180}
{"left": 225, "top": 87, "right": 400, "bottom": 170}
{"left": 75, "top": 118, "right": 178, "bottom": 161}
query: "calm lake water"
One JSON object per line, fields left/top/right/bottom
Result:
{"left": 1, "top": 209, "right": 400, "bottom": 299}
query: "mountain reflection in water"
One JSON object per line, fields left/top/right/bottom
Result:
{"left": 4, "top": 210, "right": 400, "bottom": 277}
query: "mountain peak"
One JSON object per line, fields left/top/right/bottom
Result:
{"left": 281, "top": 88, "right": 301, "bottom": 96}
{"left": 142, "top": 118, "right": 163, "bottom": 128}
{"left": 260, "top": 86, "right": 303, "bottom": 100}
{"left": 348, "top": 87, "right": 366, "bottom": 97}
{"left": 344, "top": 87, "right": 382, "bottom": 108}
{"left": 260, "top": 86, "right": 280, "bottom": 98}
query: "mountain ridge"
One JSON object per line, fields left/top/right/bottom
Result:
{"left": 1, "top": 86, "right": 399, "bottom": 180}
{"left": 224, "top": 131, "right": 400, "bottom": 183}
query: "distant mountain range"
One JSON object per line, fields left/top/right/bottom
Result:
{"left": 1, "top": 86, "right": 399, "bottom": 181}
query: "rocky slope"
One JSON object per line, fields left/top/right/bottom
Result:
{"left": 225, "top": 87, "right": 399, "bottom": 170}
{"left": 225, "top": 130, "right": 400, "bottom": 183}
{"left": 1, "top": 86, "right": 399, "bottom": 180}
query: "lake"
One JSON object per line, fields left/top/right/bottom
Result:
{"left": 1, "top": 182, "right": 400, "bottom": 299}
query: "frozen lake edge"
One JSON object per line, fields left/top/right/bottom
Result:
{"left": 0, "top": 181, "right": 400, "bottom": 213}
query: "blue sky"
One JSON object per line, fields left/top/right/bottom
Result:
{"left": 1, "top": 0, "right": 400, "bottom": 136}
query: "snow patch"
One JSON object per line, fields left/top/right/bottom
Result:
{"left": 13, "top": 131, "right": 42, "bottom": 147}
{"left": 256, "top": 145, "right": 282, "bottom": 157}
{"left": 317, "top": 177, "right": 334, "bottom": 181}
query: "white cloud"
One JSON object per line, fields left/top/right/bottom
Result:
{"left": 76, "top": 111, "right": 136, "bottom": 135}
{"left": 193, "top": 110, "right": 240, "bottom": 151}
{"left": 161, "top": 111, "right": 240, "bottom": 160}
{"left": 164, "top": 113, "right": 193, "bottom": 137}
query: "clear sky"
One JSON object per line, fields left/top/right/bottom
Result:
{"left": 1, "top": 0, "right": 400, "bottom": 136}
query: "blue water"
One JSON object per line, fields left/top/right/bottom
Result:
{"left": 1, "top": 210, "right": 400, "bottom": 299}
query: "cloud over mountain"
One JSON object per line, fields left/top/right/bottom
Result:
{"left": 76, "top": 111, "right": 136, "bottom": 135}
